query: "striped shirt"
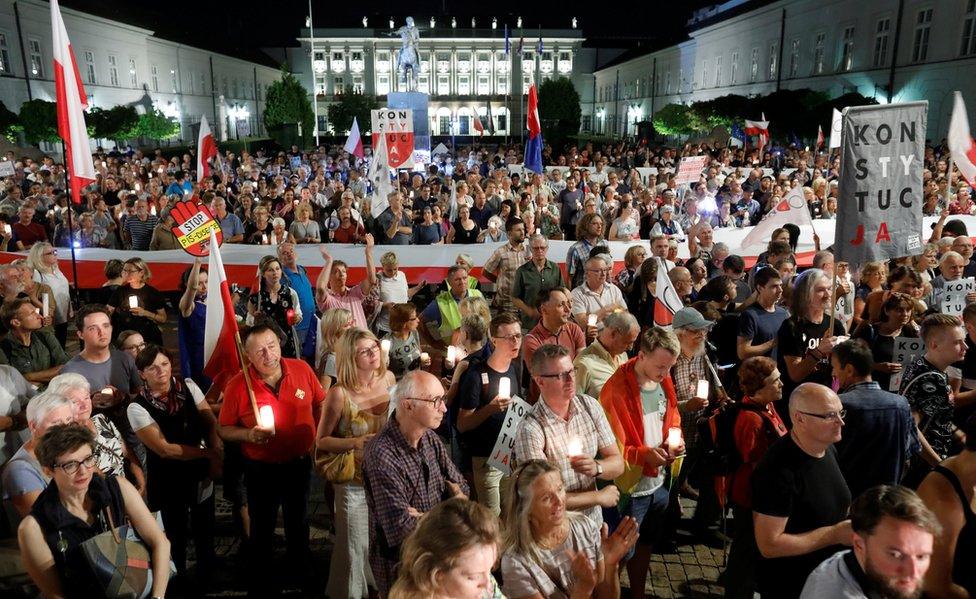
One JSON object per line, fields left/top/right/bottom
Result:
{"left": 123, "top": 214, "right": 158, "bottom": 251}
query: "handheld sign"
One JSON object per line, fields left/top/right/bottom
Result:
{"left": 487, "top": 396, "right": 532, "bottom": 475}
{"left": 835, "top": 102, "right": 927, "bottom": 268}
{"left": 0, "top": 161, "right": 14, "bottom": 177}
{"left": 941, "top": 278, "right": 975, "bottom": 316}
{"left": 674, "top": 156, "right": 708, "bottom": 186}
{"left": 889, "top": 336, "right": 925, "bottom": 391}
{"left": 170, "top": 201, "right": 223, "bottom": 256}
{"left": 371, "top": 109, "right": 415, "bottom": 169}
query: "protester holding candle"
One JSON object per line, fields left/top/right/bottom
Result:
{"left": 457, "top": 312, "right": 523, "bottom": 515}
{"left": 599, "top": 326, "right": 684, "bottom": 599}
{"left": 106, "top": 257, "right": 166, "bottom": 346}
{"left": 217, "top": 318, "right": 326, "bottom": 595}
{"left": 247, "top": 255, "right": 303, "bottom": 359}
{"left": 27, "top": 242, "right": 71, "bottom": 347}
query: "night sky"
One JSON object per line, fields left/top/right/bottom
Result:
{"left": 60, "top": 0, "right": 716, "bottom": 59}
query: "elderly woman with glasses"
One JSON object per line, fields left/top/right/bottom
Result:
{"left": 27, "top": 242, "right": 71, "bottom": 347}
{"left": 106, "top": 257, "right": 166, "bottom": 346}
{"left": 17, "top": 423, "right": 171, "bottom": 599}
{"left": 316, "top": 328, "right": 395, "bottom": 599}
{"left": 501, "top": 459, "right": 638, "bottom": 598}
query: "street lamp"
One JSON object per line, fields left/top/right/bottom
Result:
{"left": 362, "top": 16, "right": 368, "bottom": 28}
{"left": 430, "top": 17, "right": 435, "bottom": 28}
{"left": 492, "top": 18, "right": 497, "bottom": 30}
{"left": 451, "top": 17, "right": 456, "bottom": 28}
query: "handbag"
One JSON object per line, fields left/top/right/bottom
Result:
{"left": 313, "top": 387, "right": 357, "bottom": 484}
{"left": 79, "top": 508, "right": 175, "bottom": 599}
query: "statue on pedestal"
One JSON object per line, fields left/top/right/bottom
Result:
{"left": 395, "top": 17, "right": 421, "bottom": 91}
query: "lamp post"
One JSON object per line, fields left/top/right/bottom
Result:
{"left": 307, "top": 0, "right": 320, "bottom": 148}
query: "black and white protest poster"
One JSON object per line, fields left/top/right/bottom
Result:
{"left": 942, "top": 277, "right": 975, "bottom": 316}
{"left": 835, "top": 102, "right": 927, "bottom": 267}
{"left": 487, "top": 396, "right": 532, "bottom": 475}
{"left": 889, "top": 336, "right": 926, "bottom": 391}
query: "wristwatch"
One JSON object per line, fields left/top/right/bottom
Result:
{"left": 595, "top": 461, "right": 603, "bottom": 477}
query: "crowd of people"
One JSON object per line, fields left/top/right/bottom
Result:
{"left": 0, "top": 133, "right": 973, "bottom": 599}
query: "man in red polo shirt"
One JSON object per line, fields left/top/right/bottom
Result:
{"left": 12, "top": 204, "right": 47, "bottom": 250}
{"left": 217, "top": 319, "right": 325, "bottom": 595}
{"left": 522, "top": 287, "right": 586, "bottom": 403}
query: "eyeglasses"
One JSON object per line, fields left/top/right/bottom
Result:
{"left": 124, "top": 342, "right": 147, "bottom": 352}
{"left": 54, "top": 452, "right": 99, "bottom": 475}
{"left": 405, "top": 395, "right": 445, "bottom": 409}
{"left": 798, "top": 409, "right": 847, "bottom": 423}
{"left": 531, "top": 246, "right": 548, "bottom": 251}
{"left": 122, "top": 267, "right": 142, "bottom": 274}
{"left": 537, "top": 370, "right": 575, "bottom": 382}
{"left": 493, "top": 333, "right": 523, "bottom": 344}
{"left": 43, "top": 250, "right": 57, "bottom": 257}
{"left": 357, "top": 344, "right": 380, "bottom": 358}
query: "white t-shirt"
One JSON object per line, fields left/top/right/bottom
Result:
{"left": 126, "top": 379, "right": 206, "bottom": 431}
{"left": 0, "top": 366, "right": 33, "bottom": 466}
{"left": 376, "top": 271, "right": 408, "bottom": 332}
{"left": 633, "top": 383, "right": 665, "bottom": 497}
{"left": 570, "top": 283, "right": 626, "bottom": 319}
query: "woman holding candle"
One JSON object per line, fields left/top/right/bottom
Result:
{"left": 501, "top": 459, "right": 639, "bottom": 598}
{"left": 130, "top": 344, "right": 220, "bottom": 586}
{"left": 722, "top": 357, "right": 787, "bottom": 599}
{"left": 243, "top": 206, "right": 274, "bottom": 244}
{"left": 383, "top": 303, "right": 426, "bottom": 380}
{"left": 248, "top": 255, "right": 303, "bottom": 359}
{"left": 27, "top": 242, "right": 71, "bottom": 347}
{"left": 106, "top": 257, "right": 166, "bottom": 346}
{"left": 316, "top": 328, "right": 395, "bottom": 599}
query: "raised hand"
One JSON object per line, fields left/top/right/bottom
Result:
{"left": 169, "top": 201, "right": 223, "bottom": 256}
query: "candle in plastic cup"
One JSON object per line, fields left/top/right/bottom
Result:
{"left": 262, "top": 234, "right": 269, "bottom": 244}
{"left": 42, "top": 293, "right": 49, "bottom": 317}
{"left": 128, "top": 296, "right": 138, "bottom": 309}
{"left": 150, "top": 205, "right": 156, "bottom": 215}
{"left": 566, "top": 436, "right": 583, "bottom": 457}
{"left": 259, "top": 405, "right": 275, "bottom": 433}
{"left": 101, "top": 387, "right": 113, "bottom": 396}
{"left": 498, "top": 377, "right": 511, "bottom": 399}
{"left": 445, "top": 346, "right": 457, "bottom": 368}
{"left": 380, "top": 339, "right": 391, "bottom": 356}
{"left": 135, "top": 183, "right": 141, "bottom": 191}
{"left": 420, "top": 351, "right": 430, "bottom": 365}
{"left": 696, "top": 379, "right": 709, "bottom": 399}
{"left": 667, "top": 427, "right": 682, "bottom": 453}
{"left": 3, "top": 224, "right": 10, "bottom": 235}
{"left": 587, "top": 314, "right": 597, "bottom": 327}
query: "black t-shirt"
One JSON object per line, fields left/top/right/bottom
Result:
{"left": 107, "top": 284, "right": 166, "bottom": 345}
{"left": 776, "top": 316, "right": 846, "bottom": 408}
{"left": 457, "top": 360, "right": 519, "bottom": 457}
{"left": 751, "top": 436, "right": 851, "bottom": 599}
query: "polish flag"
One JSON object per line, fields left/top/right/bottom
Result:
{"left": 816, "top": 125, "right": 825, "bottom": 150}
{"left": 51, "top": 0, "right": 95, "bottom": 204}
{"left": 654, "top": 258, "right": 684, "bottom": 327}
{"left": 203, "top": 229, "right": 240, "bottom": 380}
{"left": 197, "top": 115, "right": 218, "bottom": 183}
{"left": 744, "top": 115, "right": 770, "bottom": 153}
{"left": 344, "top": 116, "right": 364, "bottom": 159}
{"left": 948, "top": 91, "right": 976, "bottom": 185}
{"left": 740, "top": 185, "right": 813, "bottom": 249}
{"left": 472, "top": 109, "right": 485, "bottom": 136}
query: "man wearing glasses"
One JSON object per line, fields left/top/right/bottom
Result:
{"left": 514, "top": 344, "right": 623, "bottom": 526}
{"left": 362, "top": 370, "right": 468, "bottom": 596}
{"left": 752, "top": 382, "right": 853, "bottom": 599}
{"left": 511, "top": 234, "right": 562, "bottom": 330}
{"left": 571, "top": 255, "right": 627, "bottom": 342}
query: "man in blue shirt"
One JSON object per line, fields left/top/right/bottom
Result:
{"left": 277, "top": 242, "right": 316, "bottom": 360}
{"left": 832, "top": 340, "right": 919, "bottom": 498}
{"left": 211, "top": 196, "right": 244, "bottom": 243}
{"left": 165, "top": 171, "right": 192, "bottom": 197}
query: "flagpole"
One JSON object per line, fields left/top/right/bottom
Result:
{"left": 827, "top": 266, "right": 839, "bottom": 335}
{"left": 60, "top": 144, "right": 81, "bottom": 310}
{"left": 944, "top": 153, "right": 955, "bottom": 212}
{"left": 234, "top": 332, "right": 262, "bottom": 424}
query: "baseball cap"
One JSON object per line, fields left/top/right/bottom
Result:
{"left": 672, "top": 307, "right": 713, "bottom": 331}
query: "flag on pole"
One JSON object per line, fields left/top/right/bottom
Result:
{"left": 740, "top": 185, "right": 813, "bottom": 249}
{"left": 472, "top": 109, "right": 485, "bottom": 136}
{"left": 524, "top": 85, "right": 543, "bottom": 174}
{"left": 486, "top": 101, "right": 495, "bottom": 135}
{"left": 504, "top": 25, "right": 510, "bottom": 56}
{"left": 654, "top": 259, "right": 683, "bottom": 327}
{"left": 367, "top": 132, "right": 394, "bottom": 217}
{"left": 948, "top": 91, "right": 976, "bottom": 185}
{"left": 816, "top": 125, "right": 825, "bottom": 150}
{"left": 537, "top": 32, "right": 543, "bottom": 54}
{"left": 517, "top": 37, "right": 524, "bottom": 57}
{"left": 829, "top": 108, "right": 843, "bottom": 149}
{"left": 197, "top": 115, "right": 218, "bottom": 183}
{"left": 744, "top": 115, "right": 770, "bottom": 154}
{"left": 203, "top": 229, "right": 240, "bottom": 380}
{"left": 50, "top": 0, "right": 95, "bottom": 205}
{"left": 344, "top": 116, "right": 365, "bottom": 159}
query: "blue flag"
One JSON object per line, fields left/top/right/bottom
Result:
{"left": 730, "top": 122, "right": 745, "bottom": 141}
{"left": 525, "top": 85, "right": 543, "bottom": 174}
{"left": 504, "top": 25, "right": 510, "bottom": 55}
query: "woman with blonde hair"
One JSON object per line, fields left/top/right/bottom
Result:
{"left": 107, "top": 257, "right": 166, "bottom": 346}
{"left": 317, "top": 308, "right": 354, "bottom": 390}
{"left": 288, "top": 204, "right": 321, "bottom": 244}
{"left": 27, "top": 242, "right": 71, "bottom": 346}
{"left": 501, "top": 459, "right": 637, "bottom": 598}
{"left": 316, "top": 327, "right": 395, "bottom": 599}
{"left": 390, "top": 497, "right": 503, "bottom": 599}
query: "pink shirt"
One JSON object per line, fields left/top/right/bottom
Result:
{"left": 324, "top": 285, "right": 368, "bottom": 329}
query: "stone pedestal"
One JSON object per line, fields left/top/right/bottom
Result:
{"left": 387, "top": 91, "right": 430, "bottom": 166}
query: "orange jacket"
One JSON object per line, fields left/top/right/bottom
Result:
{"left": 599, "top": 357, "right": 681, "bottom": 492}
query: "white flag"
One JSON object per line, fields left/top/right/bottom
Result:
{"left": 829, "top": 108, "right": 842, "bottom": 149}
{"left": 949, "top": 92, "right": 976, "bottom": 185}
{"left": 740, "top": 185, "right": 813, "bottom": 250}
{"left": 367, "top": 133, "right": 394, "bottom": 217}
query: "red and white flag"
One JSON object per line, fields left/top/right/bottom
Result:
{"left": 50, "top": 0, "right": 95, "bottom": 204}
{"left": 949, "top": 91, "right": 976, "bottom": 185}
{"left": 654, "top": 259, "right": 684, "bottom": 327}
{"left": 740, "top": 185, "right": 813, "bottom": 249}
{"left": 472, "top": 109, "right": 485, "bottom": 136}
{"left": 744, "top": 115, "right": 770, "bottom": 153}
{"left": 197, "top": 115, "right": 218, "bottom": 183}
{"left": 816, "top": 125, "right": 825, "bottom": 150}
{"left": 203, "top": 229, "right": 240, "bottom": 379}
{"left": 343, "top": 116, "right": 364, "bottom": 159}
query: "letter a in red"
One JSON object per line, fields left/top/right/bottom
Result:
{"left": 875, "top": 222, "right": 891, "bottom": 243}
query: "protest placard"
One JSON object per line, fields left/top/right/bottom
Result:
{"left": 674, "top": 156, "right": 708, "bottom": 185}
{"left": 835, "top": 102, "right": 927, "bottom": 268}
{"left": 889, "top": 336, "right": 926, "bottom": 391}
{"left": 942, "top": 277, "right": 975, "bottom": 316}
{"left": 486, "top": 396, "right": 532, "bottom": 475}
{"left": 370, "top": 108, "right": 415, "bottom": 169}
{"left": 0, "top": 161, "right": 14, "bottom": 177}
